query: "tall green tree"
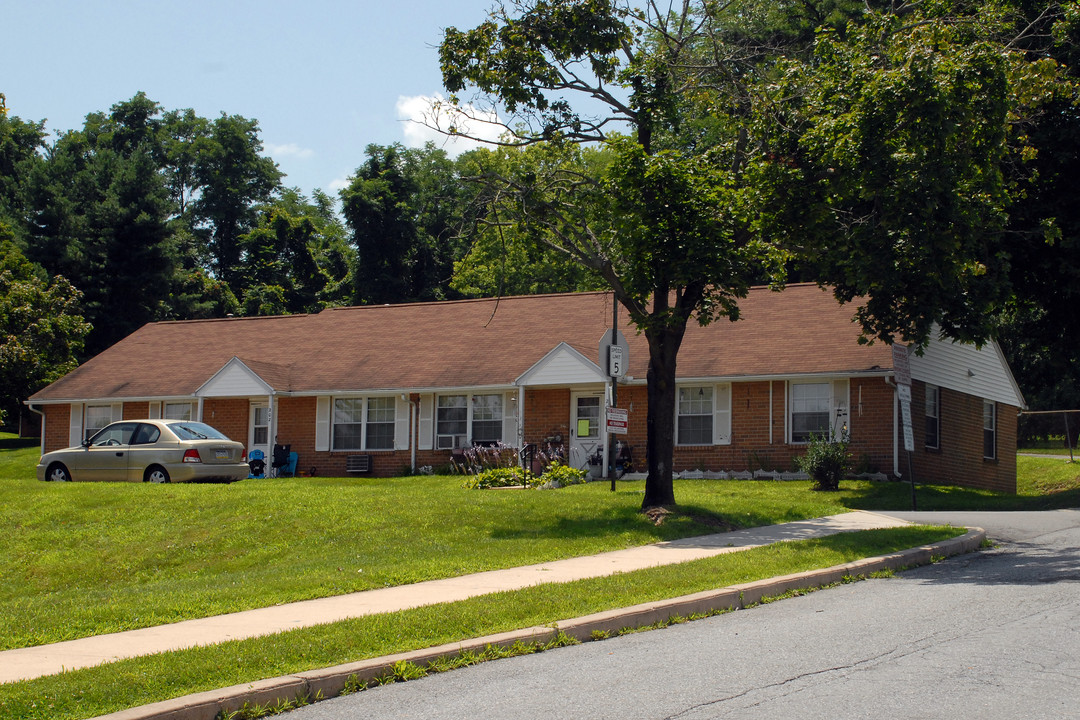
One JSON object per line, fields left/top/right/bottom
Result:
{"left": 0, "top": 227, "right": 90, "bottom": 425}
{"left": 24, "top": 95, "right": 176, "bottom": 356}
{"left": 236, "top": 188, "right": 352, "bottom": 315}
{"left": 189, "top": 113, "right": 282, "bottom": 294}
{"left": 341, "top": 142, "right": 474, "bottom": 305}
{"left": 438, "top": 0, "right": 1073, "bottom": 508}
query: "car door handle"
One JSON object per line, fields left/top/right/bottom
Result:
{"left": 115, "top": 452, "right": 124, "bottom": 457}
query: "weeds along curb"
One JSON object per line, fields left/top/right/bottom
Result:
{"left": 92, "top": 528, "right": 985, "bottom": 720}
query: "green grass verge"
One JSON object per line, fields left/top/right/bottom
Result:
{"left": 1, "top": 446, "right": 1075, "bottom": 651}
{"left": 0, "top": 525, "right": 963, "bottom": 720}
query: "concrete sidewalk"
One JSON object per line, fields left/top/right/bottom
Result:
{"left": 0, "top": 510, "right": 911, "bottom": 685}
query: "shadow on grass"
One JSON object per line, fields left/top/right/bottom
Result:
{"left": 837, "top": 481, "right": 1080, "bottom": 512}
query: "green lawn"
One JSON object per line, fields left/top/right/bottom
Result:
{"left": 2, "top": 446, "right": 1077, "bottom": 651}
{"left": 2, "top": 443, "right": 1075, "bottom": 719}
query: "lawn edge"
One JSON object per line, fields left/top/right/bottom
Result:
{"left": 91, "top": 527, "right": 985, "bottom": 720}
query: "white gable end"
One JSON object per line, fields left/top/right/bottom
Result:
{"left": 517, "top": 343, "right": 605, "bottom": 386}
{"left": 910, "top": 335, "right": 1025, "bottom": 408}
{"left": 196, "top": 357, "right": 274, "bottom": 398}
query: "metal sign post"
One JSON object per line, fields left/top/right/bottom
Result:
{"left": 599, "top": 302, "right": 628, "bottom": 492}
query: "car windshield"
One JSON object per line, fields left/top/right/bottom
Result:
{"left": 171, "top": 422, "right": 229, "bottom": 441}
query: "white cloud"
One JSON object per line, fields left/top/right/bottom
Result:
{"left": 327, "top": 176, "right": 351, "bottom": 193}
{"left": 395, "top": 94, "right": 505, "bottom": 156}
{"left": 265, "top": 143, "right": 315, "bottom": 160}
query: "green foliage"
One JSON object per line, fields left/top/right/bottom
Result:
{"left": 536, "top": 459, "right": 587, "bottom": 488}
{"left": 795, "top": 435, "right": 851, "bottom": 491}
{"left": 340, "top": 143, "right": 474, "bottom": 305}
{"left": 463, "top": 466, "right": 535, "bottom": 489}
{"left": 0, "top": 235, "right": 90, "bottom": 422}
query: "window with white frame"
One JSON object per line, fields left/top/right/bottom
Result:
{"left": 164, "top": 402, "right": 192, "bottom": 421}
{"left": 332, "top": 397, "right": 395, "bottom": 451}
{"left": 790, "top": 382, "right": 831, "bottom": 443}
{"left": 436, "top": 395, "right": 468, "bottom": 449}
{"left": 925, "top": 385, "right": 940, "bottom": 450}
{"left": 84, "top": 405, "right": 113, "bottom": 442}
{"left": 436, "top": 393, "right": 503, "bottom": 448}
{"left": 471, "top": 394, "right": 504, "bottom": 444}
{"left": 365, "top": 397, "right": 396, "bottom": 450}
{"left": 983, "top": 400, "right": 996, "bottom": 459}
{"left": 677, "top": 386, "right": 713, "bottom": 445}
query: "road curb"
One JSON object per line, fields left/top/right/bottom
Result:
{"left": 92, "top": 528, "right": 985, "bottom": 720}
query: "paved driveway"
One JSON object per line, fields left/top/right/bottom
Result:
{"left": 284, "top": 510, "right": 1080, "bottom": 720}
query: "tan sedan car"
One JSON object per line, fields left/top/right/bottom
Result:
{"left": 36, "top": 419, "right": 249, "bottom": 483}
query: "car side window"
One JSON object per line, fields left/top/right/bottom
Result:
{"left": 91, "top": 422, "right": 138, "bottom": 446}
{"left": 131, "top": 424, "right": 161, "bottom": 445}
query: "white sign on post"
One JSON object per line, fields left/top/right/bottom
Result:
{"left": 606, "top": 407, "right": 628, "bottom": 435}
{"left": 899, "top": 399, "right": 915, "bottom": 452}
{"left": 608, "top": 345, "right": 624, "bottom": 378}
{"left": 892, "top": 344, "right": 912, "bottom": 387}
{"left": 599, "top": 331, "right": 629, "bottom": 379}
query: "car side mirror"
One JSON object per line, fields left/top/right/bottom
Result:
{"left": 82, "top": 439, "right": 92, "bottom": 448}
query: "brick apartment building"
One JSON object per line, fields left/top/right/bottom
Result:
{"left": 27, "top": 284, "right": 1025, "bottom": 491}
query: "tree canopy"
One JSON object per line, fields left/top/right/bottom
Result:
{"left": 438, "top": 0, "right": 1078, "bottom": 507}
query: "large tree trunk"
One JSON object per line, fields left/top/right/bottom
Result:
{"left": 641, "top": 322, "right": 687, "bottom": 509}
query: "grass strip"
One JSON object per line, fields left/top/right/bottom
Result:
{"left": 0, "top": 525, "right": 963, "bottom": 720}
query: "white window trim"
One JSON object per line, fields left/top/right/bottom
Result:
{"left": 331, "top": 396, "right": 398, "bottom": 452}
{"left": 983, "top": 400, "right": 996, "bottom": 460}
{"left": 925, "top": 384, "right": 940, "bottom": 450}
{"left": 675, "top": 385, "right": 712, "bottom": 446}
{"left": 788, "top": 380, "right": 849, "bottom": 444}
{"left": 435, "top": 393, "right": 506, "bottom": 449}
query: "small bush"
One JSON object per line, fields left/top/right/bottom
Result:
{"left": 463, "top": 467, "right": 534, "bottom": 489}
{"left": 537, "top": 460, "right": 587, "bottom": 489}
{"left": 796, "top": 434, "right": 850, "bottom": 491}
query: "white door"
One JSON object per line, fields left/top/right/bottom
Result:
{"left": 249, "top": 403, "right": 270, "bottom": 465}
{"left": 569, "top": 391, "right": 604, "bottom": 474}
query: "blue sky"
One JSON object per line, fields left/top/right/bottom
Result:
{"left": 2, "top": 0, "right": 501, "bottom": 197}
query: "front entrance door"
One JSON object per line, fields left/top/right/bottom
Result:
{"left": 569, "top": 391, "right": 604, "bottom": 475}
{"left": 248, "top": 403, "right": 270, "bottom": 463}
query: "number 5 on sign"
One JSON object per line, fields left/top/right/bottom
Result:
{"left": 608, "top": 345, "right": 624, "bottom": 377}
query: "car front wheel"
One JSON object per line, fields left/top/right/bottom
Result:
{"left": 144, "top": 466, "right": 171, "bottom": 483}
{"left": 46, "top": 463, "right": 72, "bottom": 482}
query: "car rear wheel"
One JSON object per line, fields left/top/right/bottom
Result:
{"left": 144, "top": 465, "right": 171, "bottom": 483}
{"left": 46, "top": 463, "right": 72, "bottom": 482}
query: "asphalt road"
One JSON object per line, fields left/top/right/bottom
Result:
{"left": 284, "top": 510, "right": 1080, "bottom": 719}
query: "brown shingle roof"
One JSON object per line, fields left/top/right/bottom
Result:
{"left": 29, "top": 284, "right": 894, "bottom": 402}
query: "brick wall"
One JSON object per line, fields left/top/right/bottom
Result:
{"left": 911, "top": 381, "right": 1017, "bottom": 493}
{"left": 201, "top": 398, "right": 249, "bottom": 445}
{"left": 42, "top": 404, "right": 71, "bottom": 453}
{"left": 122, "top": 402, "right": 150, "bottom": 420}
